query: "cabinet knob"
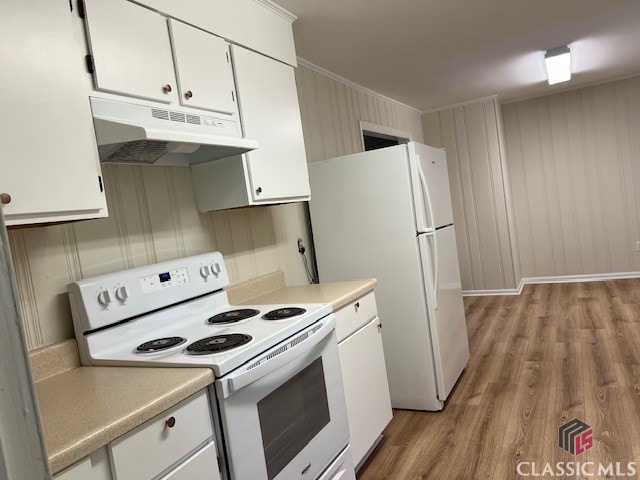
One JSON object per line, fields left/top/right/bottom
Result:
{"left": 184, "top": 90, "right": 193, "bottom": 99}
{"left": 166, "top": 416, "right": 176, "bottom": 428}
{"left": 0, "top": 193, "right": 11, "bottom": 205}
{"left": 256, "top": 187, "right": 262, "bottom": 195}
{"left": 354, "top": 302, "right": 360, "bottom": 312}
{"left": 162, "top": 84, "right": 173, "bottom": 94}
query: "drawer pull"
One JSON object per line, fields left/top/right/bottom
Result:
{"left": 165, "top": 416, "right": 176, "bottom": 429}
{"left": 0, "top": 193, "right": 11, "bottom": 205}
{"left": 354, "top": 302, "right": 360, "bottom": 312}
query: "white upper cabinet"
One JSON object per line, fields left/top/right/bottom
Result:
{"left": 169, "top": 20, "right": 236, "bottom": 114}
{"left": 132, "top": 0, "right": 298, "bottom": 66}
{"left": 0, "top": 0, "right": 107, "bottom": 226}
{"left": 192, "top": 46, "right": 310, "bottom": 211}
{"left": 83, "top": 0, "right": 179, "bottom": 104}
{"left": 232, "top": 45, "right": 310, "bottom": 203}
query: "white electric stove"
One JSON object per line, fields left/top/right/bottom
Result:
{"left": 68, "top": 252, "right": 356, "bottom": 480}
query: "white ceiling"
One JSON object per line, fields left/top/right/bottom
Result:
{"left": 274, "top": 0, "right": 640, "bottom": 111}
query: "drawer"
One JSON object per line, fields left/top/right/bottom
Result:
{"left": 109, "top": 390, "right": 213, "bottom": 480}
{"left": 159, "top": 441, "right": 220, "bottom": 480}
{"left": 335, "top": 291, "right": 377, "bottom": 343}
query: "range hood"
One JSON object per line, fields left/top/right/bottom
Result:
{"left": 90, "top": 97, "right": 259, "bottom": 166}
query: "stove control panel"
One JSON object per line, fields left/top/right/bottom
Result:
{"left": 140, "top": 267, "right": 190, "bottom": 293}
{"left": 68, "top": 252, "right": 229, "bottom": 332}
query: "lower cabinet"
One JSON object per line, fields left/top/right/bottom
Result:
{"left": 54, "top": 389, "right": 219, "bottom": 480}
{"left": 336, "top": 292, "right": 393, "bottom": 469}
{"left": 53, "top": 448, "right": 111, "bottom": 480}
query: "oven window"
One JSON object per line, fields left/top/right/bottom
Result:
{"left": 257, "top": 357, "right": 331, "bottom": 480}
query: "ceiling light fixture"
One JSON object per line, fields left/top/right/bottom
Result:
{"left": 545, "top": 46, "right": 571, "bottom": 85}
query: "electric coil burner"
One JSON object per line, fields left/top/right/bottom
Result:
{"left": 136, "top": 337, "right": 187, "bottom": 353}
{"left": 207, "top": 308, "right": 260, "bottom": 324}
{"left": 186, "top": 334, "right": 252, "bottom": 355}
{"left": 263, "top": 307, "right": 307, "bottom": 320}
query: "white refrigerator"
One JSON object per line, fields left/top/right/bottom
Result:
{"left": 309, "top": 142, "right": 470, "bottom": 411}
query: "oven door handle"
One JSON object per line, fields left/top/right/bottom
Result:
{"left": 220, "top": 315, "right": 336, "bottom": 399}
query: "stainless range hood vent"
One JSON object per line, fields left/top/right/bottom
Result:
{"left": 104, "top": 140, "right": 169, "bottom": 164}
{"left": 91, "top": 97, "right": 259, "bottom": 166}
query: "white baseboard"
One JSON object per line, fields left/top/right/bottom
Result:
{"left": 462, "top": 285, "right": 523, "bottom": 297}
{"left": 463, "top": 271, "right": 640, "bottom": 297}
{"left": 521, "top": 271, "right": 640, "bottom": 284}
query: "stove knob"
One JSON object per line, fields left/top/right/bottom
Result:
{"left": 97, "top": 290, "right": 113, "bottom": 306}
{"left": 200, "top": 265, "right": 211, "bottom": 279}
{"left": 115, "top": 286, "right": 130, "bottom": 302}
{"left": 211, "top": 262, "right": 221, "bottom": 276}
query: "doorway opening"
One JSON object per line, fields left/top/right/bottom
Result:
{"left": 360, "top": 121, "right": 411, "bottom": 152}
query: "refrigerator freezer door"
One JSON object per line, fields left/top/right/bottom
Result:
{"left": 409, "top": 143, "right": 454, "bottom": 228}
{"left": 418, "top": 226, "right": 470, "bottom": 400}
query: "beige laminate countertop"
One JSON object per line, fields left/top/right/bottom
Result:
{"left": 235, "top": 278, "right": 377, "bottom": 310}
{"left": 36, "top": 365, "right": 213, "bottom": 474}
{"left": 35, "top": 274, "right": 375, "bottom": 475}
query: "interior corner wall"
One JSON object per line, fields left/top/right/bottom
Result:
{"left": 422, "top": 98, "right": 520, "bottom": 292}
{"left": 502, "top": 76, "right": 640, "bottom": 278}
{"left": 294, "top": 65, "right": 424, "bottom": 163}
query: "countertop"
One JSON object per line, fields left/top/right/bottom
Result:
{"left": 37, "top": 365, "right": 213, "bottom": 474}
{"left": 34, "top": 272, "right": 376, "bottom": 474}
{"left": 236, "top": 278, "right": 377, "bottom": 311}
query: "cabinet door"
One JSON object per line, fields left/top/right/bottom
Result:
{"left": 109, "top": 390, "right": 213, "bottom": 480}
{"left": 169, "top": 20, "right": 236, "bottom": 115}
{"left": 0, "top": 0, "right": 107, "bottom": 226}
{"left": 231, "top": 46, "right": 310, "bottom": 202}
{"left": 54, "top": 447, "right": 111, "bottom": 480}
{"left": 159, "top": 442, "right": 221, "bottom": 480}
{"left": 83, "top": 0, "right": 178, "bottom": 104}
{"left": 338, "top": 317, "right": 393, "bottom": 467}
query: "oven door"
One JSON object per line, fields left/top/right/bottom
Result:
{"left": 215, "top": 315, "right": 349, "bottom": 480}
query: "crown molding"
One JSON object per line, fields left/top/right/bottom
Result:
{"left": 253, "top": 0, "right": 297, "bottom": 22}
{"left": 296, "top": 57, "right": 423, "bottom": 115}
{"left": 421, "top": 95, "right": 500, "bottom": 115}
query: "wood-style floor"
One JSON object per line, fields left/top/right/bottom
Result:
{"left": 358, "top": 280, "right": 640, "bottom": 480}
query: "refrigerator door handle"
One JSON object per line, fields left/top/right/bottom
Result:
{"left": 425, "top": 231, "right": 438, "bottom": 310}
{"left": 432, "top": 233, "right": 439, "bottom": 310}
{"left": 417, "top": 158, "right": 436, "bottom": 232}
{"left": 418, "top": 159, "right": 438, "bottom": 309}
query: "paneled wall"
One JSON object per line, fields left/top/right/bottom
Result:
{"left": 10, "top": 64, "right": 425, "bottom": 350}
{"left": 9, "top": 164, "right": 311, "bottom": 350}
{"left": 295, "top": 64, "right": 424, "bottom": 162}
{"left": 422, "top": 98, "right": 520, "bottom": 292}
{"left": 503, "top": 77, "right": 640, "bottom": 278}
